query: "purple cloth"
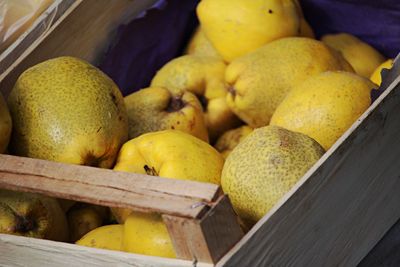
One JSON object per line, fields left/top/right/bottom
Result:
{"left": 99, "top": 0, "right": 199, "bottom": 96}
{"left": 301, "top": 0, "right": 400, "bottom": 58}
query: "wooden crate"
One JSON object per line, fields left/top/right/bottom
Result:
{"left": 0, "top": 0, "right": 79, "bottom": 84}
{"left": 1, "top": 1, "right": 400, "bottom": 266}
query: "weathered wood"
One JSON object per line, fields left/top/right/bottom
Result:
{"left": 163, "top": 196, "right": 244, "bottom": 264}
{"left": 0, "top": 154, "right": 220, "bottom": 219}
{"left": 217, "top": 59, "right": 400, "bottom": 266}
{"left": 0, "top": 234, "right": 213, "bottom": 267}
{"left": 0, "top": 0, "right": 159, "bottom": 97}
{"left": 0, "top": 0, "right": 80, "bottom": 80}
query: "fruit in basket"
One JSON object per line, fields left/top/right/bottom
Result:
{"left": 151, "top": 55, "right": 241, "bottom": 141}
{"left": 293, "top": 0, "right": 315, "bottom": 38}
{"left": 123, "top": 212, "right": 175, "bottom": 258}
{"left": 214, "top": 125, "right": 253, "bottom": 159}
{"left": 298, "top": 18, "right": 314, "bottom": 38}
{"left": 197, "top": 0, "right": 301, "bottom": 62}
{"left": 76, "top": 224, "right": 124, "bottom": 251}
{"left": 270, "top": 71, "right": 376, "bottom": 150}
{"left": 114, "top": 130, "right": 223, "bottom": 184}
{"left": 0, "top": 93, "right": 12, "bottom": 153}
{"left": 185, "top": 27, "right": 221, "bottom": 59}
{"left": 370, "top": 59, "right": 394, "bottom": 86}
{"left": 226, "top": 37, "right": 354, "bottom": 127}
{"left": 7, "top": 56, "right": 128, "bottom": 168}
{"left": 124, "top": 87, "right": 208, "bottom": 142}
{"left": 321, "top": 33, "right": 386, "bottom": 78}
{"left": 221, "top": 126, "right": 325, "bottom": 225}
{"left": 0, "top": 189, "right": 69, "bottom": 241}
{"left": 67, "top": 203, "right": 108, "bottom": 242}
{"left": 112, "top": 129, "right": 224, "bottom": 222}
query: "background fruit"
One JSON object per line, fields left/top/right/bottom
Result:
{"left": 76, "top": 224, "right": 124, "bottom": 251}
{"left": 197, "top": 0, "right": 301, "bottom": 62}
{"left": 370, "top": 59, "right": 394, "bottom": 86}
{"left": 8, "top": 56, "right": 128, "bottom": 168}
{"left": 67, "top": 203, "right": 108, "bottom": 242}
{"left": 123, "top": 212, "right": 175, "bottom": 258}
{"left": 0, "top": 93, "right": 12, "bottom": 153}
{"left": 321, "top": 33, "right": 386, "bottom": 78}
{"left": 293, "top": 0, "right": 315, "bottom": 38}
{"left": 226, "top": 37, "right": 354, "bottom": 127}
{"left": 124, "top": 87, "right": 209, "bottom": 142}
{"left": 151, "top": 55, "right": 241, "bottom": 141}
{"left": 270, "top": 71, "right": 376, "bottom": 150}
{"left": 0, "top": 189, "right": 69, "bottom": 241}
{"left": 214, "top": 125, "right": 253, "bottom": 159}
{"left": 185, "top": 27, "right": 221, "bottom": 59}
{"left": 221, "top": 126, "right": 325, "bottom": 226}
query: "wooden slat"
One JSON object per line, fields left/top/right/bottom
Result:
{"left": 163, "top": 196, "right": 244, "bottom": 264}
{"left": 217, "top": 59, "right": 400, "bottom": 266}
{"left": 0, "top": 234, "right": 213, "bottom": 267}
{"left": 0, "top": 154, "right": 220, "bottom": 219}
{"left": 0, "top": 0, "right": 159, "bottom": 97}
{"left": 0, "top": 0, "right": 80, "bottom": 79}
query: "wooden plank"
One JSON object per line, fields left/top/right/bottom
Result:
{"left": 0, "top": 0, "right": 159, "bottom": 97}
{"left": 217, "top": 60, "right": 400, "bottom": 266}
{"left": 0, "top": 0, "right": 80, "bottom": 79}
{"left": 0, "top": 234, "right": 213, "bottom": 267}
{"left": 163, "top": 196, "right": 244, "bottom": 264}
{"left": 0, "top": 154, "right": 220, "bottom": 219}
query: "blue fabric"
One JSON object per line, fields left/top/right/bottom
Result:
{"left": 301, "top": 0, "right": 400, "bottom": 58}
{"left": 99, "top": 0, "right": 199, "bottom": 96}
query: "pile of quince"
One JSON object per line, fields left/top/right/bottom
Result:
{"left": 0, "top": 0, "right": 395, "bottom": 258}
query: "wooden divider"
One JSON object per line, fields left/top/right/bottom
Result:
{"left": 0, "top": 154, "right": 244, "bottom": 263}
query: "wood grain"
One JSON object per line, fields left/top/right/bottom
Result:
{"left": 0, "top": 234, "right": 213, "bottom": 267}
{"left": 0, "top": 0, "right": 77, "bottom": 75}
{"left": 0, "top": 0, "right": 80, "bottom": 83}
{"left": 217, "top": 59, "right": 400, "bottom": 266}
{"left": 0, "top": 154, "right": 220, "bottom": 219}
{"left": 0, "top": 0, "right": 159, "bottom": 97}
{"left": 163, "top": 196, "right": 244, "bottom": 264}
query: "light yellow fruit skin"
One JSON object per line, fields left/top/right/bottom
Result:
{"left": 76, "top": 224, "right": 124, "bottom": 251}
{"left": 215, "top": 125, "right": 253, "bottom": 159}
{"left": 270, "top": 71, "right": 376, "bottom": 150}
{"left": 185, "top": 27, "right": 222, "bottom": 59}
{"left": 226, "top": 37, "right": 354, "bottom": 127}
{"left": 124, "top": 87, "right": 209, "bottom": 142}
{"left": 67, "top": 205, "right": 104, "bottom": 242}
{"left": 0, "top": 189, "right": 69, "bottom": 241}
{"left": 123, "top": 212, "right": 176, "bottom": 258}
{"left": 0, "top": 93, "right": 12, "bottom": 153}
{"left": 7, "top": 56, "right": 128, "bottom": 168}
{"left": 151, "top": 55, "right": 241, "bottom": 141}
{"left": 221, "top": 126, "right": 325, "bottom": 226}
{"left": 370, "top": 59, "right": 394, "bottom": 86}
{"left": 299, "top": 19, "right": 314, "bottom": 38}
{"left": 321, "top": 33, "right": 386, "bottom": 78}
{"left": 112, "top": 130, "right": 224, "bottom": 223}
{"left": 114, "top": 130, "right": 224, "bottom": 184}
{"left": 197, "top": 0, "right": 301, "bottom": 62}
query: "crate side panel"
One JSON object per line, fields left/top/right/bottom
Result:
{"left": 0, "top": 234, "right": 213, "bottom": 267}
{"left": 218, "top": 78, "right": 400, "bottom": 265}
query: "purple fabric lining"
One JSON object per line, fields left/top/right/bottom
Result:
{"left": 99, "top": 0, "right": 199, "bottom": 96}
{"left": 301, "top": 0, "right": 400, "bottom": 58}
